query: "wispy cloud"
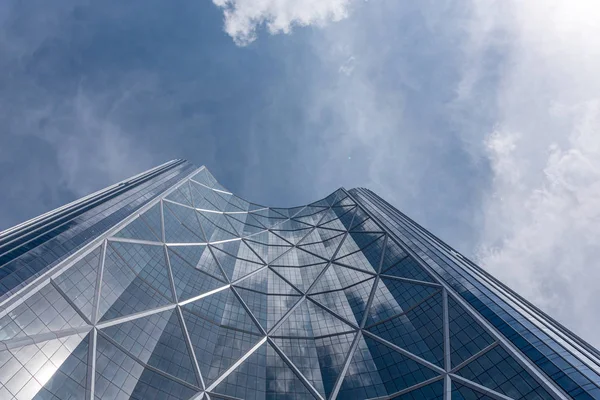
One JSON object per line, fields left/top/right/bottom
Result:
{"left": 212, "top": 0, "right": 352, "bottom": 45}
{"left": 460, "top": 1, "right": 600, "bottom": 344}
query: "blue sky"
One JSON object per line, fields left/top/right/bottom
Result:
{"left": 2, "top": 0, "right": 600, "bottom": 346}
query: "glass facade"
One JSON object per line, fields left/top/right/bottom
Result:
{"left": 1, "top": 162, "right": 599, "bottom": 399}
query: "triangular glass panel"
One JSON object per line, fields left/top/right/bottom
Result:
{"left": 272, "top": 337, "right": 326, "bottom": 398}
{"left": 3, "top": 331, "right": 90, "bottom": 399}
{"left": 335, "top": 232, "right": 385, "bottom": 265}
{"left": 108, "top": 241, "right": 172, "bottom": 298}
{"left": 168, "top": 249, "right": 226, "bottom": 301}
{"left": 339, "top": 334, "right": 440, "bottom": 399}
{"left": 163, "top": 201, "right": 205, "bottom": 243}
{"left": 165, "top": 185, "right": 194, "bottom": 207}
{"left": 269, "top": 266, "right": 303, "bottom": 290}
{"left": 292, "top": 214, "right": 319, "bottom": 226}
{"left": 266, "top": 343, "right": 318, "bottom": 399}
{"left": 182, "top": 307, "right": 263, "bottom": 387}
{"left": 298, "top": 232, "right": 345, "bottom": 260}
{"left": 229, "top": 195, "right": 250, "bottom": 212}
{"left": 197, "top": 212, "right": 240, "bottom": 243}
{"left": 95, "top": 333, "right": 198, "bottom": 399}
{"left": 273, "top": 300, "right": 355, "bottom": 338}
{"left": 348, "top": 208, "right": 370, "bottom": 230}
{"left": 311, "top": 278, "right": 375, "bottom": 327}
{"left": 310, "top": 290, "right": 359, "bottom": 327}
{"left": 212, "top": 342, "right": 267, "bottom": 399}
{"left": 309, "top": 264, "right": 344, "bottom": 293}
{"left": 234, "top": 268, "right": 299, "bottom": 295}
{"left": 165, "top": 201, "right": 205, "bottom": 236}
{"left": 213, "top": 240, "right": 263, "bottom": 264}
{"left": 366, "top": 277, "right": 440, "bottom": 327}
{"left": 396, "top": 379, "right": 444, "bottom": 399}
{"left": 98, "top": 243, "right": 172, "bottom": 322}
{"left": 245, "top": 213, "right": 268, "bottom": 228}
{"left": 448, "top": 296, "right": 495, "bottom": 368}
{"left": 101, "top": 309, "right": 198, "bottom": 385}
{"left": 315, "top": 332, "right": 357, "bottom": 399}
{"left": 140, "top": 203, "right": 163, "bottom": 241}
{"left": 380, "top": 238, "right": 408, "bottom": 270}
{"left": 335, "top": 196, "right": 356, "bottom": 207}
{"left": 456, "top": 345, "right": 553, "bottom": 399}
{"left": 54, "top": 245, "right": 102, "bottom": 321}
{"left": 270, "top": 247, "right": 328, "bottom": 267}
{"left": 368, "top": 292, "right": 445, "bottom": 367}
{"left": 169, "top": 245, "right": 226, "bottom": 281}
{"left": 273, "top": 219, "right": 313, "bottom": 233}
{"left": 0, "top": 283, "right": 88, "bottom": 341}
{"left": 183, "top": 288, "right": 261, "bottom": 334}
{"left": 330, "top": 263, "right": 375, "bottom": 288}
{"left": 189, "top": 181, "right": 221, "bottom": 211}
{"left": 211, "top": 245, "right": 264, "bottom": 281}
{"left": 351, "top": 218, "right": 383, "bottom": 233}
{"left": 451, "top": 381, "right": 496, "bottom": 400}
{"left": 114, "top": 215, "right": 161, "bottom": 242}
{"left": 316, "top": 226, "right": 346, "bottom": 241}
{"left": 235, "top": 287, "right": 300, "bottom": 331}
{"left": 249, "top": 231, "right": 290, "bottom": 246}
{"left": 382, "top": 256, "right": 434, "bottom": 283}
{"left": 191, "top": 169, "right": 216, "bottom": 188}
{"left": 318, "top": 217, "right": 348, "bottom": 232}
{"left": 245, "top": 240, "right": 293, "bottom": 264}
{"left": 223, "top": 213, "right": 246, "bottom": 235}
{"left": 35, "top": 332, "right": 90, "bottom": 399}
{"left": 337, "top": 206, "right": 357, "bottom": 230}
{"left": 318, "top": 208, "right": 346, "bottom": 227}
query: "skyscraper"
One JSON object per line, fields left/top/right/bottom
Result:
{"left": 0, "top": 160, "right": 599, "bottom": 400}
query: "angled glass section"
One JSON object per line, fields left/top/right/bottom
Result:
{"left": 315, "top": 332, "right": 357, "bottom": 399}
{"left": 338, "top": 333, "right": 440, "bottom": 399}
{"left": 212, "top": 342, "right": 267, "bottom": 400}
{"left": 235, "top": 287, "right": 300, "bottom": 332}
{"left": 140, "top": 203, "right": 164, "bottom": 241}
{"left": 163, "top": 201, "right": 205, "bottom": 243}
{"left": 95, "top": 333, "right": 198, "bottom": 399}
{"left": 298, "top": 232, "right": 345, "bottom": 260}
{"left": 183, "top": 289, "right": 261, "bottom": 334}
{"left": 366, "top": 277, "right": 440, "bottom": 327}
{"left": 114, "top": 214, "right": 161, "bottom": 242}
{"left": 334, "top": 233, "right": 385, "bottom": 274}
{"left": 165, "top": 185, "right": 194, "bottom": 207}
{"left": 0, "top": 283, "right": 87, "bottom": 341}
{"left": 54, "top": 245, "right": 102, "bottom": 321}
{"left": 98, "top": 242, "right": 172, "bottom": 322}
{"left": 183, "top": 307, "right": 263, "bottom": 387}
{"left": 273, "top": 300, "right": 356, "bottom": 338}
{"left": 448, "top": 296, "right": 495, "bottom": 368}
{"left": 271, "top": 262, "right": 328, "bottom": 293}
{"left": 0, "top": 331, "right": 89, "bottom": 399}
{"left": 168, "top": 245, "right": 226, "bottom": 282}
{"left": 101, "top": 308, "right": 198, "bottom": 385}
{"left": 456, "top": 345, "right": 554, "bottom": 400}
{"left": 272, "top": 337, "right": 326, "bottom": 398}
{"left": 367, "top": 292, "right": 445, "bottom": 367}
{"left": 266, "top": 343, "right": 318, "bottom": 399}
{"left": 310, "top": 277, "right": 375, "bottom": 327}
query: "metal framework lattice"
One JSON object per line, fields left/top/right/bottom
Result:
{"left": 0, "top": 165, "right": 599, "bottom": 400}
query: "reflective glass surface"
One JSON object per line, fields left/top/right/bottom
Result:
{"left": 1, "top": 166, "right": 599, "bottom": 399}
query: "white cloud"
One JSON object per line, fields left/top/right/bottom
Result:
{"left": 467, "top": 0, "right": 600, "bottom": 345}
{"left": 212, "top": 0, "right": 352, "bottom": 45}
